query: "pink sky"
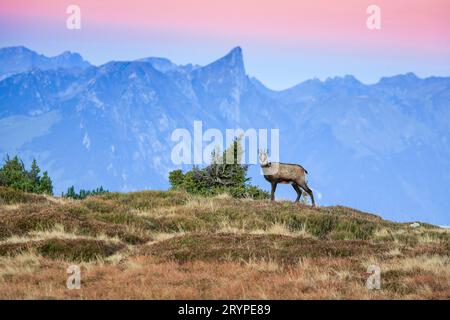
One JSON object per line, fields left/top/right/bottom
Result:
{"left": 1, "top": 0, "right": 449, "bottom": 88}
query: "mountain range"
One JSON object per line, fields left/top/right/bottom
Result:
{"left": 0, "top": 46, "right": 90, "bottom": 81}
{"left": 0, "top": 45, "right": 449, "bottom": 225}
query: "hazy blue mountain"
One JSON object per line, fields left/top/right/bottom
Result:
{"left": 0, "top": 46, "right": 91, "bottom": 80}
{"left": 0, "top": 46, "right": 449, "bottom": 225}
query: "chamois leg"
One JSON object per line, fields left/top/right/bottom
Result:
{"left": 270, "top": 182, "right": 277, "bottom": 201}
{"left": 292, "top": 184, "right": 302, "bottom": 203}
{"left": 301, "top": 183, "right": 315, "bottom": 207}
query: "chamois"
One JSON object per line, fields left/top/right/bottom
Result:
{"left": 259, "top": 150, "right": 315, "bottom": 207}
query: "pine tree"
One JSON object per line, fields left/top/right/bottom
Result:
{"left": 38, "top": 171, "right": 53, "bottom": 195}
{"left": 63, "top": 186, "right": 77, "bottom": 198}
{"left": 0, "top": 155, "right": 32, "bottom": 192}
{"left": 29, "top": 159, "right": 41, "bottom": 191}
{"left": 168, "top": 136, "right": 268, "bottom": 199}
{"left": 61, "top": 185, "right": 108, "bottom": 199}
{"left": 0, "top": 155, "right": 53, "bottom": 196}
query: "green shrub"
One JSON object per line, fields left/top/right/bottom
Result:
{"left": 0, "top": 155, "right": 53, "bottom": 195}
{"left": 62, "top": 185, "right": 109, "bottom": 200}
{"left": 169, "top": 137, "right": 269, "bottom": 200}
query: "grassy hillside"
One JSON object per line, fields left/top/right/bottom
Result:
{"left": 0, "top": 186, "right": 448, "bottom": 299}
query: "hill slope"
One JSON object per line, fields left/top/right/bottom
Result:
{"left": 0, "top": 187, "right": 448, "bottom": 299}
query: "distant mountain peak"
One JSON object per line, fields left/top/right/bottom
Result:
{"left": 222, "top": 46, "right": 244, "bottom": 68}
{"left": 137, "top": 56, "right": 178, "bottom": 73}
{"left": 140, "top": 57, "right": 173, "bottom": 64}
{"left": 1, "top": 45, "right": 33, "bottom": 53}
{"left": 398, "top": 72, "right": 418, "bottom": 80}
{"left": 325, "top": 74, "right": 360, "bottom": 84}
{"left": 380, "top": 72, "right": 419, "bottom": 81}
{"left": 60, "top": 50, "right": 73, "bottom": 56}
{"left": 58, "top": 51, "right": 82, "bottom": 59}
{"left": 54, "top": 51, "right": 88, "bottom": 66}
{"left": 0, "top": 46, "right": 91, "bottom": 79}
{"left": 227, "top": 46, "right": 243, "bottom": 58}
{"left": 200, "top": 46, "right": 245, "bottom": 74}
{"left": 378, "top": 72, "right": 421, "bottom": 87}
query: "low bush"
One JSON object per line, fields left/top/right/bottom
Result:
{"left": 169, "top": 137, "right": 269, "bottom": 200}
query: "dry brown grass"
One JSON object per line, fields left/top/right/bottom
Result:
{"left": 0, "top": 253, "right": 447, "bottom": 299}
{"left": 0, "top": 187, "right": 448, "bottom": 299}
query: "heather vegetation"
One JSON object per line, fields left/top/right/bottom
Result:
{"left": 0, "top": 186, "right": 448, "bottom": 299}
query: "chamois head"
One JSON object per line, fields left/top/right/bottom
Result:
{"left": 258, "top": 149, "right": 270, "bottom": 167}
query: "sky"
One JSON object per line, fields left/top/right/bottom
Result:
{"left": 1, "top": 0, "right": 449, "bottom": 89}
